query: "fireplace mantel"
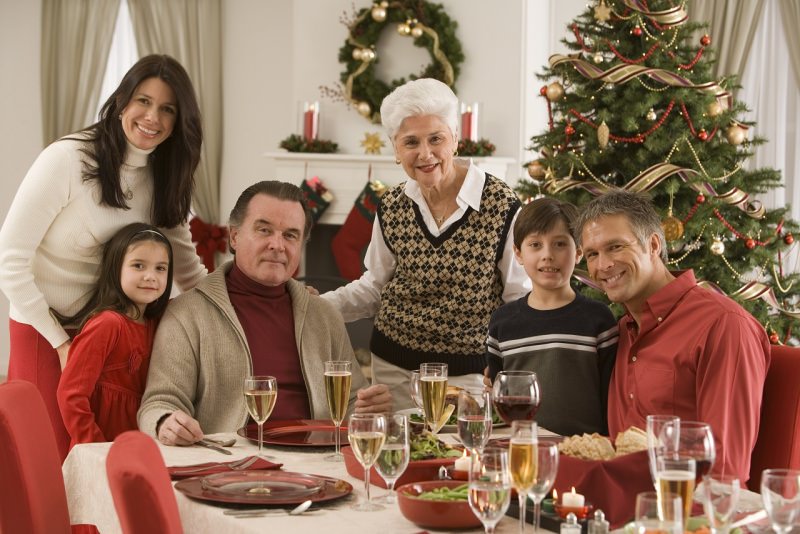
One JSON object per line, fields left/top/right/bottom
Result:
{"left": 264, "top": 151, "right": 519, "bottom": 225}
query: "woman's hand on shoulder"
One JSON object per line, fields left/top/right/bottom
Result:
{"left": 56, "top": 341, "right": 71, "bottom": 370}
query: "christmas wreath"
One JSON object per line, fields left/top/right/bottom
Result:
{"left": 332, "top": 0, "right": 464, "bottom": 124}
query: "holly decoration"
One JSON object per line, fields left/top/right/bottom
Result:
{"left": 458, "top": 138, "right": 496, "bottom": 157}
{"left": 279, "top": 134, "right": 338, "bottom": 154}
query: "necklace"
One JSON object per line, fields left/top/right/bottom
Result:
{"left": 122, "top": 176, "right": 134, "bottom": 200}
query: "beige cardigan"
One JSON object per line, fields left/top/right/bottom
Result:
{"left": 138, "top": 260, "right": 367, "bottom": 436}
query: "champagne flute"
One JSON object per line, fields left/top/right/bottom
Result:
{"left": 469, "top": 447, "right": 512, "bottom": 534}
{"left": 634, "top": 490, "right": 683, "bottom": 534}
{"left": 529, "top": 439, "right": 559, "bottom": 533}
{"left": 662, "top": 421, "right": 716, "bottom": 483}
{"left": 655, "top": 454, "right": 696, "bottom": 527}
{"left": 761, "top": 469, "right": 800, "bottom": 534}
{"left": 420, "top": 363, "right": 448, "bottom": 433}
{"left": 458, "top": 387, "right": 492, "bottom": 454}
{"left": 375, "top": 413, "right": 410, "bottom": 504}
{"left": 492, "top": 370, "right": 540, "bottom": 424}
{"left": 647, "top": 415, "right": 680, "bottom": 486}
{"left": 699, "top": 474, "right": 740, "bottom": 534}
{"left": 243, "top": 375, "right": 278, "bottom": 459}
{"left": 348, "top": 413, "right": 387, "bottom": 511}
{"left": 409, "top": 369, "right": 424, "bottom": 412}
{"left": 509, "top": 420, "right": 538, "bottom": 533}
{"left": 324, "top": 360, "right": 352, "bottom": 462}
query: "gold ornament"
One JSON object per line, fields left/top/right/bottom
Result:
{"left": 710, "top": 237, "right": 725, "bottom": 255}
{"left": 411, "top": 26, "right": 423, "bottom": 38}
{"left": 593, "top": 52, "right": 604, "bottom": 64}
{"left": 361, "top": 49, "right": 376, "bottom": 62}
{"left": 594, "top": 0, "right": 611, "bottom": 22}
{"left": 646, "top": 108, "right": 657, "bottom": 121}
{"left": 527, "top": 160, "right": 545, "bottom": 179}
{"left": 352, "top": 48, "right": 364, "bottom": 61}
{"left": 360, "top": 132, "right": 385, "bottom": 155}
{"left": 545, "top": 81, "right": 565, "bottom": 102}
{"left": 597, "top": 121, "right": 609, "bottom": 149}
{"left": 357, "top": 101, "right": 372, "bottom": 117}
{"left": 371, "top": 5, "right": 387, "bottom": 22}
{"left": 661, "top": 211, "right": 685, "bottom": 242}
{"left": 397, "top": 23, "right": 410, "bottom": 35}
{"left": 725, "top": 124, "right": 746, "bottom": 145}
{"left": 707, "top": 101, "right": 723, "bottom": 117}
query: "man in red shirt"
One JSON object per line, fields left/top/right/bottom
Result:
{"left": 575, "top": 190, "right": 769, "bottom": 482}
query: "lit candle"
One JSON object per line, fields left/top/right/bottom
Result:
{"left": 461, "top": 107, "right": 472, "bottom": 141}
{"left": 561, "top": 487, "right": 585, "bottom": 508}
{"left": 542, "top": 489, "right": 557, "bottom": 513}
{"left": 303, "top": 102, "right": 319, "bottom": 141}
{"left": 453, "top": 449, "right": 470, "bottom": 472}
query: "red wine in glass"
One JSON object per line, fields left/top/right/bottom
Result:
{"left": 493, "top": 396, "right": 539, "bottom": 424}
{"left": 693, "top": 458, "right": 714, "bottom": 483}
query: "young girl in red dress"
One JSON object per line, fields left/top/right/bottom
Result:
{"left": 56, "top": 223, "right": 173, "bottom": 447}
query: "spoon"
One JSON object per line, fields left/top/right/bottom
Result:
{"left": 224, "top": 500, "right": 316, "bottom": 517}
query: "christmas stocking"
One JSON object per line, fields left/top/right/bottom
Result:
{"left": 299, "top": 176, "right": 333, "bottom": 222}
{"left": 331, "top": 181, "right": 387, "bottom": 280}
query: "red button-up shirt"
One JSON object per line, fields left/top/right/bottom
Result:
{"left": 608, "top": 270, "right": 770, "bottom": 482}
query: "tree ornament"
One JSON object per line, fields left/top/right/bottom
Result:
{"left": 710, "top": 237, "right": 725, "bottom": 255}
{"left": 597, "top": 121, "right": 610, "bottom": 148}
{"left": 593, "top": 52, "right": 604, "bottom": 64}
{"left": 352, "top": 48, "right": 364, "bottom": 61}
{"left": 698, "top": 128, "right": 708, "bottom": 141}
{"left": 594, "top": 0, "right": 611, "bottom": 22}
{"left": 700, "top": 34, "right": 711, "bottom": 46}
{"left": 745, "top": 238, "right": 756, "bottom": 249}
{"left": 546, "top": 81, "right": 565, "bottom": 102}
{"left": 360, "top": 132, "right": 385, "bottom": 154}
{"left": 527, "top": 160, "right": 545, "bottom": 179}
{"left": 539, "top": 85, "right": 548, "bottom": 96}
{"left": 646, "top": 108, "right": 657, "bottom": 121}
{"left": 785, "top": 233, "right": 794, "bottom": 245}
{"left": 661, "top": 208, "right": 685, "bottom": 242}
{"left": 707, "top": 101, "right": 723, "bottom": 117}
{"left": 632, "top": 26, "right": 642, "bottom": 37}
{"left": 769, "top": 332, "right": 780, "bottom": 344}
{"left": 361, "top": 48, "right": 376, "bottom": 62}
{"left": 725, "top": 124, "right": 747, "bottom": 145}
{"left": 565, "top": 123, "right": 575, "bottom": 135}
{"left": 357, "top": 101, "right": 372, "bottom": 117}
{"left": 696, "top": 194, "right": 706, "bottom": 204}
{"left": 371, "top": 5, "right": 387, "bottom": 22}
{"left": 397, "top": 22, "right": 410, "bottom": 35}
{"left": 411, "top": 26, "right": 423, "bottom": 38}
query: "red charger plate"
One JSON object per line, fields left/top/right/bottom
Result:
{"left": 237, "top": 420, "right": 347, "bottom": 447}
{"left": 341, "top": 445, "right": 457, "bottom": 489}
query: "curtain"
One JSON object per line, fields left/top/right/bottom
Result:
{"left": 41, "top": 0, "right": 121, "bottom": 144}
{"left": 779, "top": 0, "right": 800, "bottom": 90}
{"left": 688, "top": 0, "right": 765, "bottom": 85}
{"left": 127, "top": 0, "right": 222, "bottom": 224}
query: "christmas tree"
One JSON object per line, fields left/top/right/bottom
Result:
{"left": 517, "top": 0, "right": 800, "bottom": 345}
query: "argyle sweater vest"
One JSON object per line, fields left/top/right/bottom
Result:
{"left": 370, "top": 174, "right": 520, "bottom": 375}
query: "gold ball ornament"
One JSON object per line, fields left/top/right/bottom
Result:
{"left": 397, "top": 23, "right": 410, "bottom": 35}
{"left": 357, "top": 101, "right": 372, "bottom": 117}
{"left": 661, "top": 215, "right": 685, "bottom": 242}
{"left": 707, "top": 101, "right": 723, "bottom": 117}
{"left": 527, "top": 160, "right": 545, "bottom": 179}
{"left": 371, "top": 6, "right": 387, "bottom": 22}
{"left": 545, "top": 82, "right": 565, "bottom": 102}
{"left": 646, "top": 108, "right": 657, "bottom": 121}
{"left": 411, "top": 26, "right": 423, "bottom": 38}
{"left": 361, "top": 49, "right": 376, "bottom": 62}
{"left": 710, "top": 237, "right": 725, "bottom": 255}
{"left": 725, "top": 124, "right": 747, "bottom": 145}
{"left": 352, "top": 48, "right": 364, "bottom": 61}
{"left": 593, "top": 52, "right": 604, "bottom": 64}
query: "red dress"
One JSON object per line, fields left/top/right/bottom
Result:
{"left": 57, "top": 311, "right": 155, "bottom": 448}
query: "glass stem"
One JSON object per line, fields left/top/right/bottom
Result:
{"left": 519, "top": 492, "right": 527, "bottom": 532}
{"left": 364, "top": 465, "right": 371, "bottom": 504}
{"left": 334, "top": 420, "right": 340, "bottom": 456}
{"left": 534, "top": 500, "right": 542, "bottom": 534}
{"left": 257, "top": 422, "right": 263, "bottom": 458}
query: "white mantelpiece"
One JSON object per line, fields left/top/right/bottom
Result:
{"left": 264, "top": 151, "right": 519, "bottom": 225}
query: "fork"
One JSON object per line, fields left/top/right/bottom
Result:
{"left": 171, "top": 455, "right": 258, "bottom": 475}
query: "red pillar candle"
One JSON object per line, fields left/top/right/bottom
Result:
{"left": 459, "top": 101, "right": 480, "bottom": 142}
{"left": 302, "top": 101, "right": 319, "bottom": 141}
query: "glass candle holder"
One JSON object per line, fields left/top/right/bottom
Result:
{"left": 299, "top": 101, "right": 319, "bottom": 141}
{"left": 460, "top": 101, "right": 480, "bottom": 142}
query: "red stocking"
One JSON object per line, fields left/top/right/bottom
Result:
{"left": 331, "top": 181, "right": 387, "bottom": 280}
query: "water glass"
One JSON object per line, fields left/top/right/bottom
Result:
{"left": 699, "top": 474, "right": 740, "bottom": 534}
{"left": 634, "top": 491, "right": 683, "bottom": 534}
{"left": 647, "top": 415, "right": 680, "bottom": 486}
{"left": 457, "top": 387, "right": 492, "bottom": 453}
{"left": 409, "top": 369, "right": 424, "bottom": 411}
{"left": 509, "top": 420, "right": 538, "bottom": 533}
{"left": 491, "top": 370, "right": 540, "bottom": 424}
{"left": 324, "top": 360, "right": 352, "bottom": 462}
{"left": 529, "top": 439, "right": 559, "bottom": 533}
{"left": 419, "top": 363, "right": 448, "bottom": 433}
{"left": 243, "top": 375, "right": 277, "bottom": 459}
{"left": 347, "top": 413, "right": 387, "bottom": 511}
{"left": 468, "top": 447, "right": 512, "bottom": 534}
{"left": 375, "top": 413, "right": 410, "bottom": 504}
{"left": 761, "top": 468, "right": 800, "bottom": 534}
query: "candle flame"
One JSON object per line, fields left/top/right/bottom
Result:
{"left": 553, "top": 489, "right": 558, "bottom": 500}
{"left": 571, "top": 487, "right": 577, "bottom": 494}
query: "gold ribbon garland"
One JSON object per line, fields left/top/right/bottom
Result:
{"left": 622, "top": 0, "right": 689, "bottom": 27}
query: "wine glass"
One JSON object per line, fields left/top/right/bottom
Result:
{"left": 647, "top": 415, "right": 680, "bottom": 486}
{"left": 347, "top": 413, "right": 387, "bottom": 511}
{"left": 243, "top": 375, "right": 277, "bottom": 459}
{"left": 409, "top": 369, "right": 424, "bottom": 411}
{"left": 634, "top": 490, "right": 683, "bottom": 534}
{"left": 491, "top": 370, "right": 540, "bottom": 424}
{"left": 468, "top": 447, "right": 512, "bottom": 534}
{"left": 661, "top": 421, "right": 716, "bottom": 483}
{"left": 375, "top": 413, "right": 410, "bottom": 504}
{"left": 419, "top": 363, "right": 448, "bottom": 433}
{"left": 529, "top": 439, "right": 559, "bottom": 533}
{"left": 655, "top": 454, "right": 696, "bottom": 527}
{"left": 457, "top": 387, "right": 492, "bottom": 454}
{"left": 509, "top": 420, "right": 538, "bottom": 533}
{"left": 699, "top": 474, "right": 740, "bottom": 534}
{"left": 324, "top": 360, "right": 352, "bottom": 462}
{"left": 761, "top": 469, "right": 800, "bottom": 534}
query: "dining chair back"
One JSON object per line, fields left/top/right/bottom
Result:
{"left": 0, "top": 380, "right": 72, "bottom": 533}
{"left": 106, "top": 430, "right": 183, "bottom": 534}
{"left": 748, "top": 344, "right": 800, "bottom": 490}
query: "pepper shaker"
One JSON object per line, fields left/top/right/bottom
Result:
{"left": 588, "top": 509, "right": 609, "bottom": 534}
{"left": 561, "top": 512, "right": 582, "bottom": 534}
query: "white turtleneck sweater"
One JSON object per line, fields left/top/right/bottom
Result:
{"left": 0, "top": 136, "right": 206, "bottom": 349}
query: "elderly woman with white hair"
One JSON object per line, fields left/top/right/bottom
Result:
{"left": 323, "top": 78, "right": 530, "bottom": 409}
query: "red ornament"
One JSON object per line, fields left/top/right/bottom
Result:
{"left": 785, "top": 233, "right": 795, "bottom": 245}
{"left": 769, "top": 332, "right": 780, "bottom": 344}
{"left": 565, "top": 124, "right": 575, "bottom": 135}
{"left": 540, "top": 85, "right": 548, "bottom": 96}
{"left": 698, "top": 129, "right": 708, "bottom": 141}
{"left": 696, "top": 194, "right": 706, "bottom": 204}
{"left": 745, "top": 238, "right": 756, "bottom": 249}
{"left": 632, "top": 26, "right": 642, "bottom": 36}
{"left": 700, "top": 34, "right": 711, "bottom": 46}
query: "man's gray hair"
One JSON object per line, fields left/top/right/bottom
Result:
{"left": 228, "top": 180, "right": 313, "bottom": 242}
{"left": 573, "top": 189, "right": 668, "bottom": 262}
{"left": 380, "top": 78, "right": 459, "bottom": 141}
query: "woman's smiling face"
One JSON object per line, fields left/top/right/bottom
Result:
{"left": 119, "top": 77, "right": 177, "bottom": 151}
{"left": 393, "top": 114, "right": 457, "bottom": 188}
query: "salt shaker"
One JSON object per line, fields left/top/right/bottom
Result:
{"left": 561, "top": 512, "right": 582, "bottom": 534}
{"left": 588, "top": 510, "right": 609, "bottom": 534}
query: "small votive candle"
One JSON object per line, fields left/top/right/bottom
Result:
{"left": 561, "top": 487, "right": 585, "bottom": 508}
{"left": 542, "top": 490, "right": 556, "bottom": 514}
{"left": 453, "top": 449, "right": 470, "bottom": 472}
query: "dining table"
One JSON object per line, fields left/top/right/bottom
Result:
{"left": 61, "top": 428, "right": 524, "bottom": 534}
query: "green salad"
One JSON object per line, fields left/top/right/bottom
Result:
{"left": 410, "top": 431, "right": 463, "bottom": 461}
{"left": 409, "top": 407, "right": 503, "bottom": 427}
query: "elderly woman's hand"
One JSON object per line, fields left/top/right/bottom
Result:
{"left": 354, "top": 384, "right": 392, "bottom": 414}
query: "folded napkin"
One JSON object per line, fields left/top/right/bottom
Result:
{"left": 168, "top": 456, "right": 283, "bottom": 480}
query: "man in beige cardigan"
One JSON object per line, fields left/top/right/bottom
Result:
{"left": 138, "top": 181, "right": 391, "bottom": 445}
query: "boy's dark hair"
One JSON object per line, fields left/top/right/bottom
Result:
{"left": 513, "top": 197, "right": 579, "bottom": 249}
{"left": 53, "top": 223, "right": 174, "bottom": 331}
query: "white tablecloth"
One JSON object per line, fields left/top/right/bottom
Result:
{"left": 62, "top": 431, "right": 525, "bottom": 534}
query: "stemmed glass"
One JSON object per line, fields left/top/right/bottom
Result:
{"left": 347, "top": 413, "right": 387, "bottom": 511}
{"left": 761, "top": 469, "right": 800, "bottom": 534}
{"left": 409, "top": 369, "right": 424, "bottom": 412}
{"left": 420, "top": 363, "right": 448, "bottom": 433}
{"left": 634, "top": 490, "right": 683, "bottom": 534}
{"left": 492, "top": 370, "right": 540, "bottom": 424}
{"left": 647, "top": 415, "right": 680, "bottom": 486}
{"left": 324, "top": 360, "right": 352, "bottom": 462}
{"left": 655, "top": 455, "right": 696, "bottom": 527}
{"left": 375, "top": 413, "right": 410, "bottom": 504}
{"left": 699, "top": 474, "right": 740, "bottom": 534}
{"left": 662, "top": 421, "right": 716, "bottom": 483}
{"left": 529, "top": 439, "right": 559, "bottom": 533}
{"left": 509, "top": 420, "right": 538, "bottom": 533}
{"left": 468, "top": 447, "right": 512, "bottom": 534}
{"left": 457, "top": 387, "right": 492, "bottom": 454}
{"left": 243, "top": 375, "right": 277, "bottom": 459}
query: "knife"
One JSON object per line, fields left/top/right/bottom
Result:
{"left": 196, "top": 439, "right": 233, "bottom": 455}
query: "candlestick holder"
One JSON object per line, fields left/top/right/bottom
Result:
{"left": 554, "top": 502, "right": 594, "bottom": 520}
{"left": 459, "top": 101, "right": 479, "bottom": 142}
